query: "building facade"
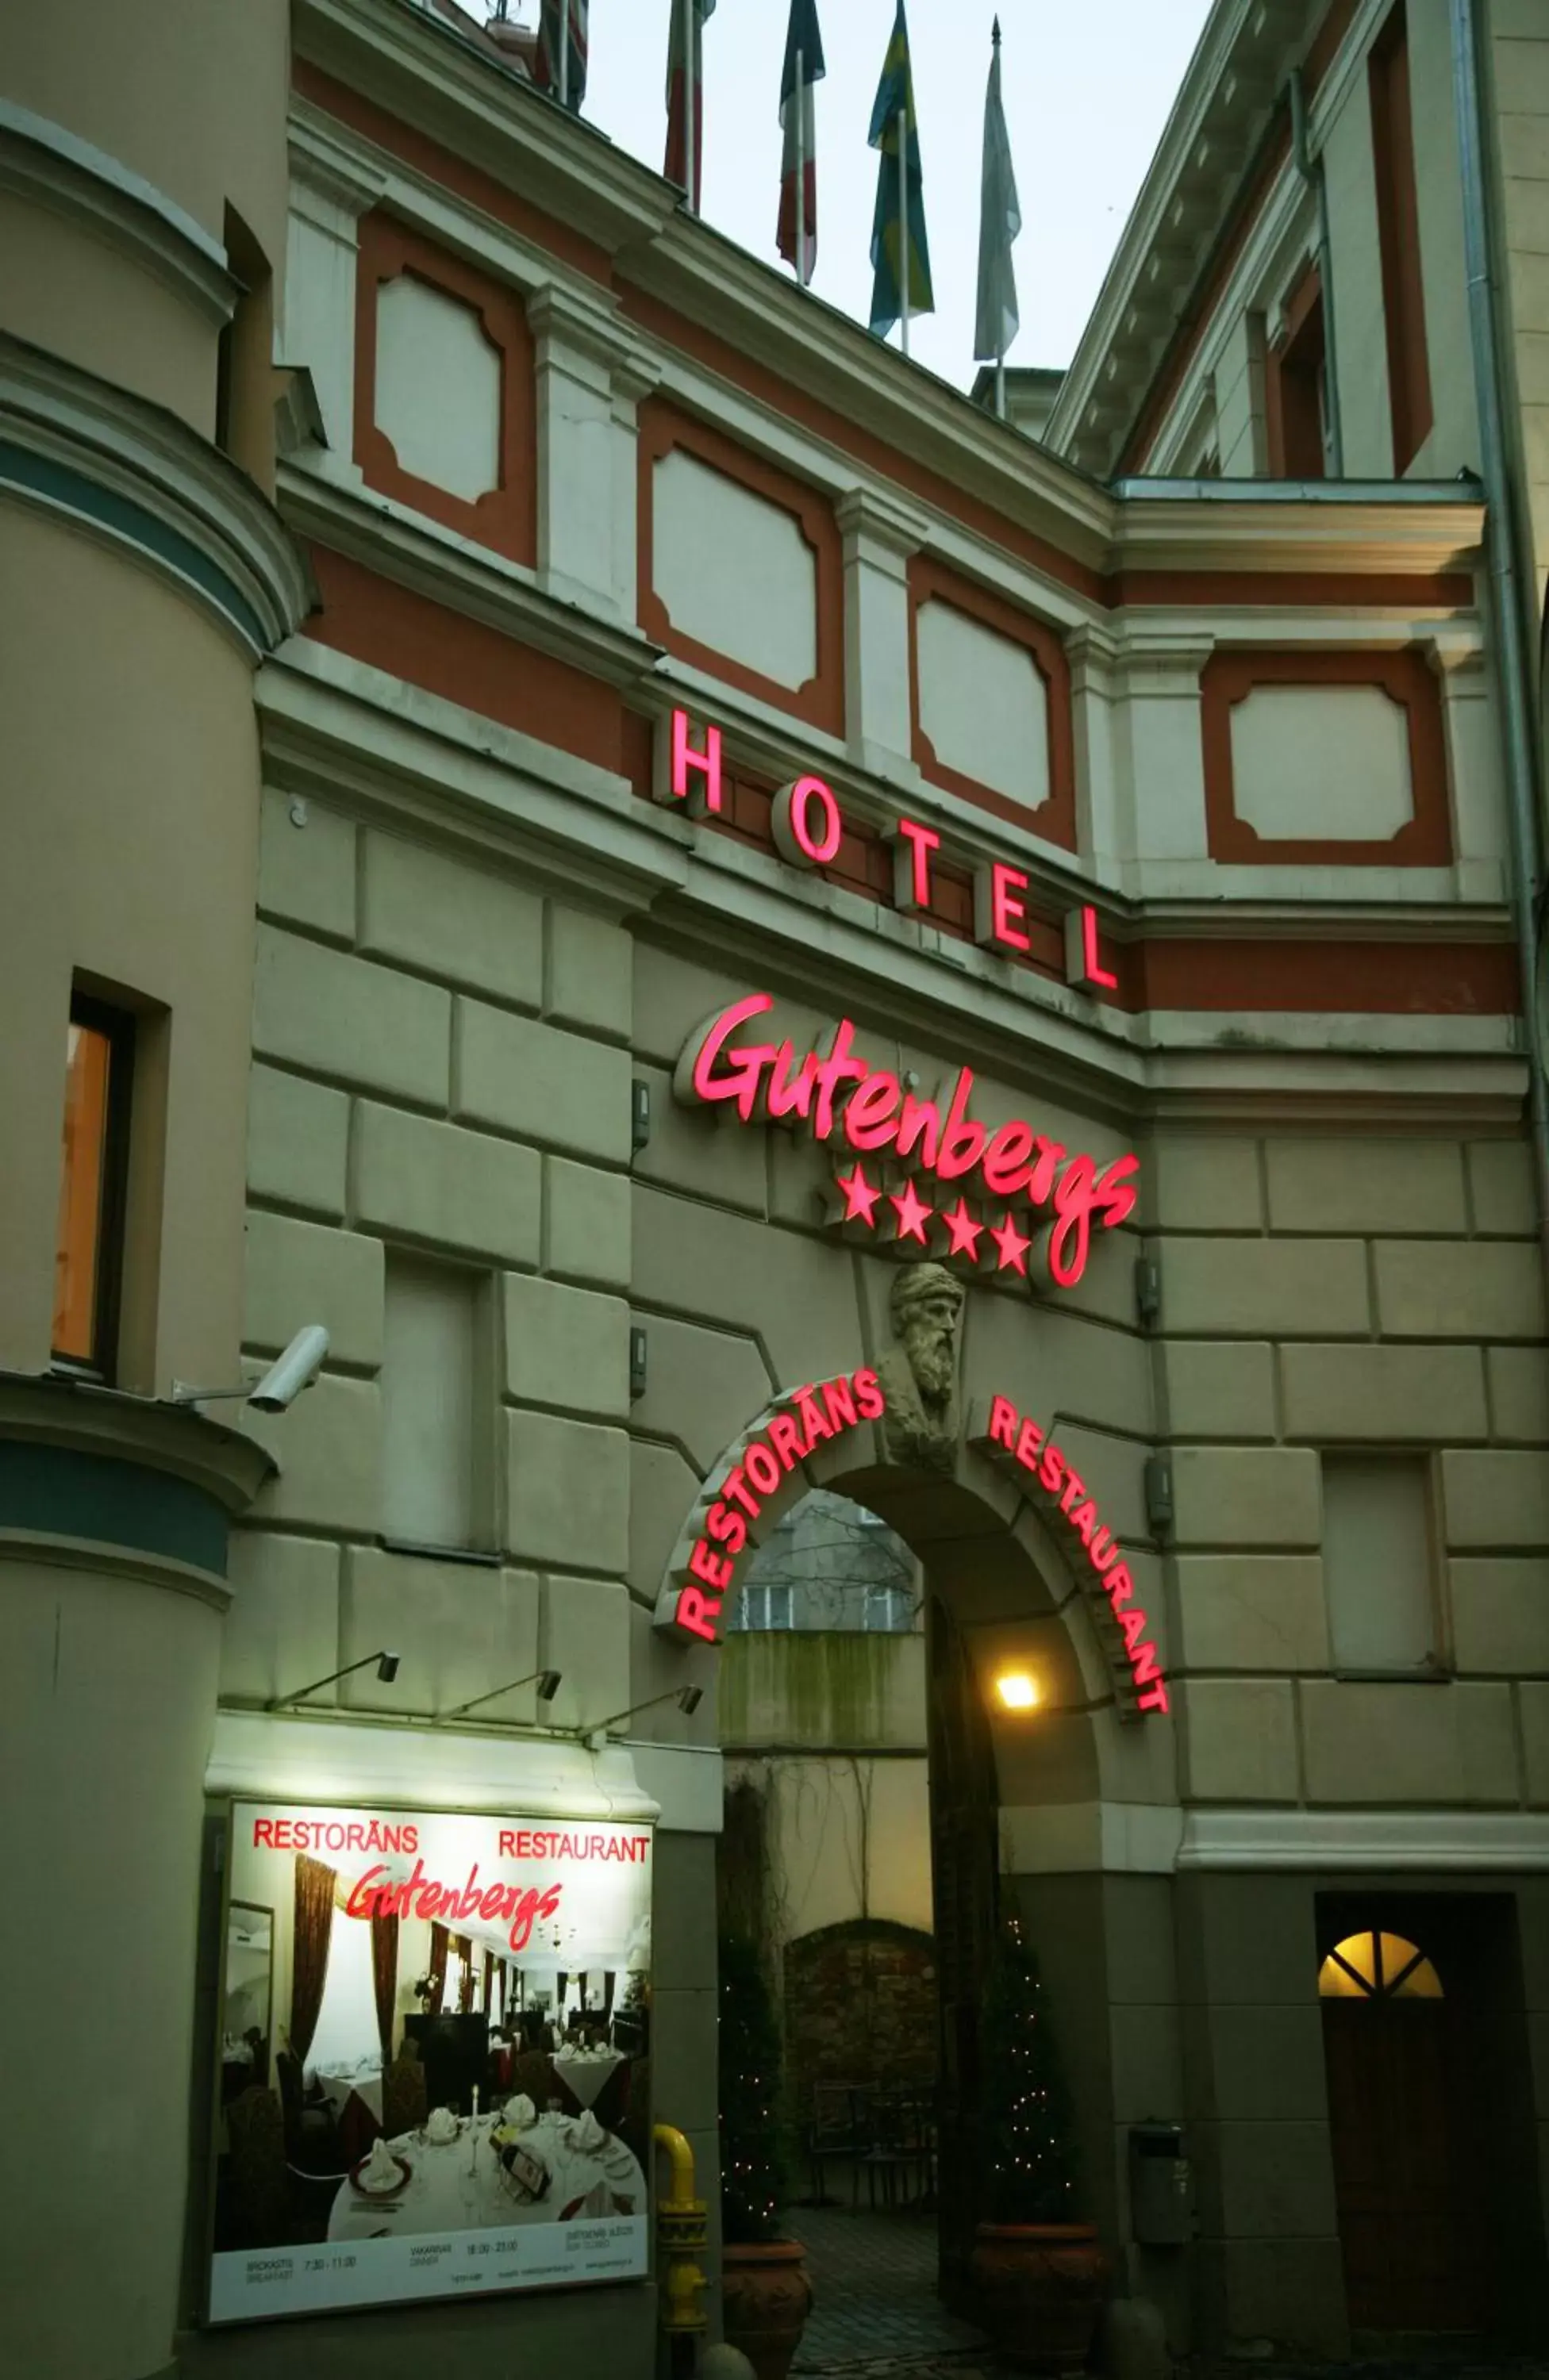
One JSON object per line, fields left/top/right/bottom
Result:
{"left": 2, "top": 0, "right": 1547, "bottom": 2374}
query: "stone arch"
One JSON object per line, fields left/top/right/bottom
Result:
{"left": 652, "top": 1375, "right": 1170, "bottom": 1811}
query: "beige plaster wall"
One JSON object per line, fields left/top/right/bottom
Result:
{"left": 0, "top": 1554, "right": 223, "bottom": 2378}
{"left": 0, "top": 510, "right": 263, "bottom": 1393}
{"left": 0, "top": 0, "right": 290, "bottom": 267}
{"left": 724, "top": 1752, "right": 933, "bottom": 1946}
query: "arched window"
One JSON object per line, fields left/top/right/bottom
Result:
{"left": 1317, "top": 1929, "right": 1443, "bottom": 2001}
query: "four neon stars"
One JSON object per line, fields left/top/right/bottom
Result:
{"left": 834, "top": 1164, "right": 1033, "bottom": 1274}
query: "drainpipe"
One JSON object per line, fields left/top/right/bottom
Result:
{"left": 1450, "top": 0, "right": 1549, "bottom": 1277}
{"left": 1288, "top": 67, "right": 1344, "bottom": 478}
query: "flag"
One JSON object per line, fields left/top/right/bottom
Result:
{"left": 974, "top": 19, "right": 1020, "bottom": 362}
{"left": 867, "top": 0, "right": 933, "bottom": 339}
{"left": 665, "top": 0, "right": 717, "bottom": 212}
{"left": 778, "top": 0, "right": 825, "bottom": 286}
{"left": 531, "top": 0, "right": 586, "bottom": 113}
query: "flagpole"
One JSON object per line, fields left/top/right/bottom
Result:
{"left": 683, "top": 0, "right": 697, "bottom": 213}
{"left": 796, "top": 46, "right": 806, "bottom": 284}
{"left": 897, "top": 100, "right": 909, "bottom": 358}
{"left": 995, "top": 358, "right": 1005, "bottom": 420}
{"left": 559, "top": 0, "right": 568, "bottom": 110}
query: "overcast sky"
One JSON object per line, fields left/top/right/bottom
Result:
{"left": 509, "top": 1, "right": 1215, "bottom": 388}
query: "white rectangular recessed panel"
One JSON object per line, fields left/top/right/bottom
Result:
{"left": 652, "top": 447, "right": 817, "bottom": 689}
{"left": 1229, "top": 684, "right": 1413, "bottom": 841}
{"left": 917, "top": 599, "right": 1049, "bottom": 809}
{"left": 375, "top": 274, "right": 502, "bottom": 501}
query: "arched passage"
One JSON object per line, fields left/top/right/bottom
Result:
{"left": 673, "top": 1379, "right": 1172, "bottom": 2332}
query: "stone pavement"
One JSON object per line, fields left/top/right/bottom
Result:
{"left": 788, "top": 2201, "right": 990, "bottom": 2374}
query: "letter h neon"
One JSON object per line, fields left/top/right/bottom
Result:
{"left": 665, "top": 708, "right": 724, "bottom": 816}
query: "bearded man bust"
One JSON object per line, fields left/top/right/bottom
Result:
{"left": 878, "top": 1261, "right": 965, "bottom": 1473}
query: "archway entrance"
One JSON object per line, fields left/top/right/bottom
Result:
{"left": 706, "top": 1427, "right": 1113, "bottom": 2367}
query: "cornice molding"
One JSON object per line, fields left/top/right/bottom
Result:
{"left": 0, "top": 1372, "right": 275, "bottom": 1515}
{"left": 278, "top": 459, "right": 660, "bottom": 689}
{"left": 1050, "top": 0, "right": 1321, "bottom": 468}
{"left": 0, "top": 333, "right": 313, "bottom": 657}
{"left": 0, "top": 96, "right": 235, "bottom": 324}
{"left": 1178, "top": 1807, "right": 1549, "bottom": 1871}
{"left": 1106, "top": 492, "right": 1486, "bottom": 579}
{"left": 256, "top": 637, "right": 689, "bottom": 917}
{"left": 294, "top": 0, "right": 678, "bottom": 255}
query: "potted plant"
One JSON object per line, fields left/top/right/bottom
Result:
{"left": 970, "top": 1914, "right": 1107, "bottom": 2372}
{"left": 717, "top": 1933, "right": 812, "bottom": 2380}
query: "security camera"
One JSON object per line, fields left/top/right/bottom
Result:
{"left": 248, "top": 1324, "right": 330, "bottom": 1412}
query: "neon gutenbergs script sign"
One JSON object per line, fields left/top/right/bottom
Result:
{"left": 676, "top": 992, "right": 1139, "bottom": 1289}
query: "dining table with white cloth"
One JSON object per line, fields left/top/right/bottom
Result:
{"left": 313, "top": 2056, "right": 384, "bottom": 2127}
{"left": 550, "top": 2044, "right": 625, "bottom": 2111}
{"left": 326, "top": 2109, "right": 646, "bottom": 2243}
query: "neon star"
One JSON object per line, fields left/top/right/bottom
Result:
{"left": 990, "top": 1211, "right": 1031, "bottom": 1274}
{"left": 890, "top": 1179, "right": 934, "bottom": 1244}
{"left": 940, "top": 1197, "right": 984, "bottom": 1259}
{"left": 835, "top": 1164, "right": 882, "bottom": 1226}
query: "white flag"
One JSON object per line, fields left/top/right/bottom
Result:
{"left": 974, "top": 21, "right": 1020, "bottom": 363}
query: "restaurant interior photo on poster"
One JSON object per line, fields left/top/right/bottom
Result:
{"left": 209, "top": 1802, "right": 655, "bottom": 2324}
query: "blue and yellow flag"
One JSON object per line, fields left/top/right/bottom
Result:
{"left": 867, "top": 0, "right": 933, "bottom": 339}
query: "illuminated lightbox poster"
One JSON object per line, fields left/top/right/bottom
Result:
{"left": 209, "top": 1802, "right": 652, "bottom": 2324}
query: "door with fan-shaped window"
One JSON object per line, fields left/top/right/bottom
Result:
{"left": 1319, "top": 1927, "right": 1478, "bottom": 2331}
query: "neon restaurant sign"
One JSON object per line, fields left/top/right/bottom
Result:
{"left": 675, "top": 992, "right": 1140, "bottom": 1289}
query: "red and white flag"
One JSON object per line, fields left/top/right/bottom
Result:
{"left": 665, "top": 0, "right": 716, "bottom": 213}
{"left": 778, "top": 0, "right": 825, "bottom": 284}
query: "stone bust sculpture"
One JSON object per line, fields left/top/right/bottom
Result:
{"left": 878, "top": 1261, "right": 964, "bottom": 1472}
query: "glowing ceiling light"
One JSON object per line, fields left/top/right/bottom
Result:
{"left": 995, "top": 1672, "right": 1040, "bottom": 1712}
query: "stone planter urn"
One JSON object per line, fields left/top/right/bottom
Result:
{"left": 721, "top": 2238, "right": 813, "bottom": 2380}
{"left": 970, "top": 2220, "right": 1107, "bottom": 2372}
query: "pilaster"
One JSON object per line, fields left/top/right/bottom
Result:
{"left": 527, "top": 279, "right": 660, "bottom": 620}
{"left": 836, "top": 483, "right": 929, "bottom": 777}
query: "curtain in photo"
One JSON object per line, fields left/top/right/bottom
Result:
{"left": 456, "top": 1933, "right": 475, "bottom": 2013}
{"left": 428, "top": 1922, "right": 448, "bottom": 2015}
{"left": 482, "top": 1951, "right": 494, "bottom": 2014}
{"left": 290, "top": 1855, "right": 335, "bottom": 2066}
{"left": 371, "top": 1910, "right": 399, "bottom": 2066}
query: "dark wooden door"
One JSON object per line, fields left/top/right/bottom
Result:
{"left": 1323, "top": 1997, "right": 1478, "bottom": 2330}
{"left": 926, "top": 1594, "right": 999, "bottom": 2312}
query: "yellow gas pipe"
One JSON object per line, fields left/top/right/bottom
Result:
{"left": 652, "top": 2123, "right": 709, "bottom": 2344}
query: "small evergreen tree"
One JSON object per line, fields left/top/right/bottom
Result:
{"left": 718, "top": 1932, "right": 786, "bottom": 2244}
{"left": 982, "top": 1911, "right": 1080, "bottom": 2224}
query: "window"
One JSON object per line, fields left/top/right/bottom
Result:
{"left": 52, "top": 994, "right": 133, "bottom": 1377}
{"left": 1369, "top": 2, "right": 1432, "bottom": 472}
{"left": 735, "top": 1583, "right": 795, "bottom": 1633}
{"left": 380, "top": 1253, "right": 488, "bottom": 1553}
{"left": 1322, "top": 1454, "right": 1439, "bottom": 1674}
{"left": 861, "top": 1583, "right": 913, "bottom": 1632}
{"left": 1265, "top": 268, "right": 1328, "bottom": 478}
{"left": 1318, "top": 1929, "right": 1443, "bottom": 2000}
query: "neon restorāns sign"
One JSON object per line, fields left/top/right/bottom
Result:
{"left": 660, "top": 1369, "right": 886, "bottom": 1643}
{"left": 657, "top": 708, "right": 1120, "bottom": 992}
{"left": 676, "top": 992, "right": 1140, "bottom": 1289}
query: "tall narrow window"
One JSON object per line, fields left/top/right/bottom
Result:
{"left": 380, "top": 1253, "right": 486, "bottom": 1553}
{"left": 1369, "top": 2, "right": 1432, "bottom": 473}
{"left": 1265, "top": 270, "right": 1328, "bottom": 478}
{"left": 1322, "top": 1454, "right": 1439, "bottom": 1674}
{"left": 52, "top": 994, "right": 133, "bottom": 1376}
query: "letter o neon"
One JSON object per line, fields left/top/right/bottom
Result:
{"left": 744, "top": 1442, "right": 782, "bottom": 1496}
{"left": 773, "top": 774, "right": 843, "bottom": 868}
